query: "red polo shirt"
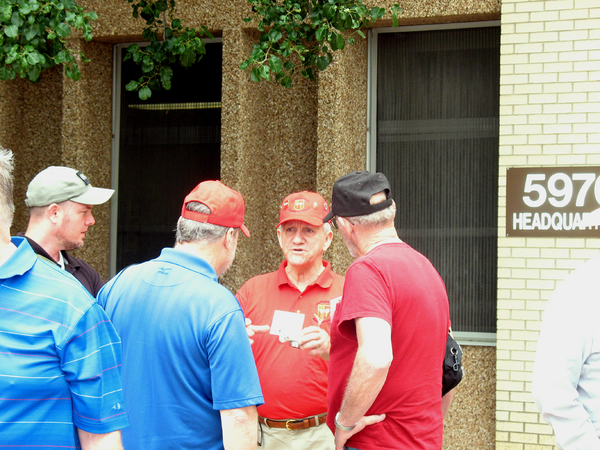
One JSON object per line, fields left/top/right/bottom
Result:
{"left": 237, "top": 260, "right": 344, "bottom": 419}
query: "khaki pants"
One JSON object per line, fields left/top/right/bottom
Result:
{"left": 258, "top": 421, "right": 334, "bottom": 450}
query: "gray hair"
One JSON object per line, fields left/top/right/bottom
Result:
{"left": 0, "top": 147, "right": 15, "bottom": 231}
{"left": 176, "top": 201, "right": 231, "bottom": 244}
{"left": 346, "top": 203, "right": 395, "bottom": 228}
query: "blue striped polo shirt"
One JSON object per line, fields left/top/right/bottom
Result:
{"left": 0, "top": 237, "right": 129, "bottom": 449}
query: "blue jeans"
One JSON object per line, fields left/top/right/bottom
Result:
{"left": 346, "top": 448, "right": 361, "bottom": 450}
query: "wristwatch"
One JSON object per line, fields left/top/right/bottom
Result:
{"left": 334, "top": 412, "right": 357, "bottom": 431}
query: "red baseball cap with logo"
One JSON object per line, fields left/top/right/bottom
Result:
{"left": 181, "top": 180, "right": 250, "bottom": 237}
{"left": 277, "top": 191, "right": 331, "bottom": 227}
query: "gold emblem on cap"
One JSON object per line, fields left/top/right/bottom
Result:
{"left": 293, "top": 199, "right": 305, "bottom": 211}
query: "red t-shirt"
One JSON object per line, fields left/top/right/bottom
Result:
{"left": 327, "top": 243, "right": 449, "bottom": 450}
{"left": 236, "top": 260, "right": 344, "bottom": 419}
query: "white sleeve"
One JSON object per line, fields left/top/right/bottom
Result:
{"left": 532, "top": 290, "right": 600, "bottom": 450}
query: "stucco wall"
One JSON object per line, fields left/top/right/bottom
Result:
{"left": 220, "top": 26, "right": 320, "bottom": 290}
{"left": 0, "top": 42, "right": 114, "bottom": 280}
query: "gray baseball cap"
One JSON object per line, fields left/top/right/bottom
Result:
{"left": 25, "top": 166, "right": 114, "bottom": 207}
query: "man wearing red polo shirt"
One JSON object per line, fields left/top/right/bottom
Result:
{"left": 237, "top": 191, "right": 344, "bottom": 449}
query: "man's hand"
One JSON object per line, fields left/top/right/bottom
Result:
{"left": 334, "top": 414, "right": 386, "bottom": 450}
{"left": 245, "top": 318, "right": 269, "bottom": 345}
{"left": 299, "top": 326, "right": 330, "bottom": 359}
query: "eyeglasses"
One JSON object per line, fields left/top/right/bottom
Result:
{"left": 331, "top": 216, "right": 354, "bottom": 229}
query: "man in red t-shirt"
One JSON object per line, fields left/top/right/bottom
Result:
{"left": 323, "top": 171, "right": 450, "bottom": 450}
{"left": 237, "top": 191, "right": 344, "bottom": 450}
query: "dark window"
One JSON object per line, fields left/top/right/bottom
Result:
{"left": 375, "top": 26, "right": 500, "bottom": 333}
{"left": 115, "top": 42, "right": 222, "bottom": 272}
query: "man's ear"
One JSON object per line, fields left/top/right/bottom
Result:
{"left": 224, "top": 228, "right": 238, "bottom": 250}
{"left": 323, "top": 229, "right": 333, "bottom": 252}
{"left": 47, "top": 204, "right": 60, "bottom": 224}
{"left": 337, "top": 217, "right": 353, "bottom": 234}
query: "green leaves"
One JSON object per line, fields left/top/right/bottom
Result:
{"left": 0, "top": 0, "right": 98, "bottom": 83}
{"left": 55, "top": 22, "right": 71, "bottom": 37}
{"left": 180, "top": 47, "right": 196, "bottom": 67}
{"left": 268, "top": 54, "right": 282, "bottom": 73}
{"left": 328, "top": 32, "right": 345, "bottom": 51}
{"left": 370, "top": 6, "right": 385, "bottom": 20}
{"left": 139, "top": 86, "right": 152, "bottom": 100}
{"left": 3, "top": 24, "right": 18, "bottom": 37}
{"left": 268, "top": 28, "right": 282, "bottom": 43}
{"left": 250, "top": 66, "right": 261, "bottom": 82}
{"left": 0, "top": 65, "right": 14, "bottom": 80}
{"left": 241, "top": 0, "right": 401, "bottom": 87}
{"left": 390, "top": 3, "right": 401, "bottom": 27}
{"left": 64, "top": 62, "right": 80, "bottom": 81}
{"left": 315, "top": 26, "right": 327, "bottom": 42}
{"left": 0, "top": 0, "right": 399, "bottom": 93}
{"left": 124, "top": 0, "right": 213, "bottom": 100}
{"left": 315, "top": 55, "right": 329, "bottom": 71}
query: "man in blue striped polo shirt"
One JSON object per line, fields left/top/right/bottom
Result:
{"left": 0, "top": 147, "right": 129, "bottom": 449}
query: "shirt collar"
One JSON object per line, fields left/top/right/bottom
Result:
{"left": 0, "top": 237, "right": 37, "bottom": 279}
{"left": 16, "top": 233, "right": 56, "bottom": 264}
{"left": 57, "top": 251, "right": 66, "bottom": 269}
{"left": 16, "top": 233, "right": 79, "bottom": 270}
{"left": 276, "top": 259, "right": 334, "bottom": 289}
{"left": 155, "top": 247, "right": 218, "bottom": 282}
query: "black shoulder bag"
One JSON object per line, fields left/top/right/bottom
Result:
{"left": 442, "top": 332, "right": 463, "bottom": 396}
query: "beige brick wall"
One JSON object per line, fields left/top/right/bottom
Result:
{"left": 498, "top": 0, "right": 600, "bottom": 448}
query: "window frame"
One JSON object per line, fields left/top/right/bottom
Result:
{"left": 367, "top": 23, "right": 500, "bottom": 347}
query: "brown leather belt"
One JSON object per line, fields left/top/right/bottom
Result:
{"left": 259, "top": 413, "right": 327, "bottom": 431}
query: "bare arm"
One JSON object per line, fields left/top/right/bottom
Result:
{"left": 220, "top": 405, "right": 258, "bottom": 450}
{"left": 442, "top": 388, "right": 455, "bottom": 418}
{"left": 77, "top": 429, "right": 123, "bottom": 450}
{"left": 334, "top": 317, "right": 392, "bottom": 450}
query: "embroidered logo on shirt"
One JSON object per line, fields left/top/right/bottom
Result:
{"left": 314, "top": 301, "right": 331, "bottom": 325}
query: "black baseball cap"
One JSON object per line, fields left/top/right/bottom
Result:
{"left": 323, "top": 171, "right": 393, "bottom": 222}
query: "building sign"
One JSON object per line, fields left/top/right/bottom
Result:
{"left": 506, "top": 167, "right": 600, "bottom": 237}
